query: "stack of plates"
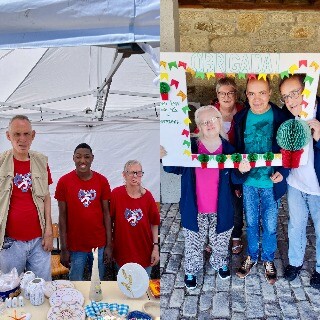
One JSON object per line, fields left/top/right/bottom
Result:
{"left": 46, "top": 285, "right": 85, "bottom": 320}
{"left": 44, "top": 280, "right": 74, "bottom": 298}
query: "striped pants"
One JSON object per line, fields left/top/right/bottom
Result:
{"left": 184, "top": 213, "right": 233, "bottom": 275}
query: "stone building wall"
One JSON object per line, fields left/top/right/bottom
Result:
{"left": 179, "top": 9, "right": 320, "bottom": 104}
{"left": 179, "top": 9, "right": 320, "bottom": 53}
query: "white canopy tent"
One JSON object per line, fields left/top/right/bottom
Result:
{"left": 0, "top": 0, "right": 159, "bottom": 48}
{"left": 0, "top": 0, "right": 160, "bottom": 222}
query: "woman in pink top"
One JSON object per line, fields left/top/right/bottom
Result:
{"left": 162, "top": 105, "right": 235, "bottom": 289}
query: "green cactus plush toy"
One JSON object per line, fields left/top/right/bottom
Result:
{"left": 216, "top": 154, "right": 227, "bottom": 169}
{"left": 276, "top": 119, "right": 311, "bottom": 168}
{"left": 231, "top": 153, "right": 242, "bottom": 168}
{"left": 263, "top": 152, "right": 275, "bottom": 166}
{"left": 198, "top": 154, "right": 210, "bottom": 169}
{"left": 160, "top": 82, "right": 170, "bottom": 100}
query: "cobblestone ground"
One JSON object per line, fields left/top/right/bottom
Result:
{"left": 160, "top": 198, "right": 320, "bottom": 320}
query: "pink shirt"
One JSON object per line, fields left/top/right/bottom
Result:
{"left": 195, "top": 141, "right": 222, "bottom": 214}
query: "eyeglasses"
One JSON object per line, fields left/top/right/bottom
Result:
{"left": 217, "top": 91, "right": 235, "bottom": 98}
{"left": 246, "top": 91, "right": 269, "bottom": 98}
{"left": 199, "top": 117, "right": 220, "bottom": 127}
{"left": 126, "top": 170, "right": 144, "bottom": 177}
{"left": 280, "top": 88, "right": 303, "bottom": 104}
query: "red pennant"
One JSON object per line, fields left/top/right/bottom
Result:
{"left": 215, "top": 73, "right": 225, "bottom": 78}
{"left": 301, "top": 100, "right": 308, "bottom": 108}
{"left": 178, "top": 61, "right": 187, "bottom": 69}
{"left": 299, "top": 60, "right": 308, "bottom": 67}
{"left": 248, "top": 74, "right": 257, "bottom": 80}
{"left": 181, "top": 129, "right": 189, "bottom": 137}
{"left": 170, "top": 79, "right": 179, "bottom": 89}
{"left": 192, "top": 154, "right": 198, "bottom": 161}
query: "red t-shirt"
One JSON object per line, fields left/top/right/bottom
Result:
{"left": 6, "top": 158, "right": 53, "bottom": 241}
{"left": 54, "top": 170, "right": 111, "bottom": 252}
{"left": 110, "top": 185, "right": 160, "bottom": 268}
{"left": 214, "top": 101, "right": 244, "bottom": 145}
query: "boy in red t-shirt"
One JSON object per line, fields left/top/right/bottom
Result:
{"left": 55, "top": 143, "right": 112, "bottom": 280}
{"left": 0, "top": 115, "right": 53, "bottom": 281}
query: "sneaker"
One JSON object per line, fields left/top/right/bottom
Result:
{"left": 236, "top": 256, "right": 257, "bottom": 279}
{"left": 284, "top": 264, "right": 302, "bottom": 281}
{"left": 231, "top": 238, "right": 243, "bottom": 255}
{"left": 184, "top": 274, "right": 197, "bottom": 289}
{"left": 310, "top": 270, "right": 320, "bottom": 289}
{"left": 263, "top": 261, "right": 277, "bottom": 285}
{"left": 218, "top": 265, "right": 231, "bottom": 280}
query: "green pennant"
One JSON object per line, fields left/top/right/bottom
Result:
{"left": 280, "top": 70, "right": 289, "bottom": 79}
{"left": 168, "top": 61, "right": 178, "bottom": 70}
{"left": 182, "top": 105, "right": 191, "bottom": 114}
{"left": 209, "top": 155, "right": 215, "bottom": 161}
{"left": 195, "top": 72, "right": 205, "bottom": 79}
{"left": 238, "top": 73, "right": 246, "bottom": 79}
{"left": 304, "top": 75, "right": 314, "bottom": 85}
{"left": 183, "top": 140, "right": 191, "bottom": 148}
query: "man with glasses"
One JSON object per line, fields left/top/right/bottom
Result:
{"left": 279, "top": 74, "right": 320, "bottom": 289}
{"left": 55, "top": 143, "right": 112, "bottom": 280}
{"left": 233, "top": 78, "right": 289, "bottom": 284}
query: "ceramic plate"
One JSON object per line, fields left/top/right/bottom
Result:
{"left": 143, "top": 301, "right": 160, "bottom": 319}
{"left": 117, "top": 263, "right": 149, "bottom": 298}
{"left": 49, "top": 288, "right": 84, "bottom": 307}
{"left": 47, "top": 303, "right": 85, "bottom": 320}
{"left": 45, "top": 280, "right": 75, "bottom": 298}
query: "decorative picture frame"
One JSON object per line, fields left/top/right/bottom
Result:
{"left": 160, "top": 53, "right": 320, "bottom": 168}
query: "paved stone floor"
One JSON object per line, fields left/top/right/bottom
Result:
{"left": 160, "top": 198, "right": 320, "bottom": 320}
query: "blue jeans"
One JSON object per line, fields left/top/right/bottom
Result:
{"left": 0, "top": 237, "right": 51, "bottom": 281}
{"left": 287, "top": 185, "right": 320, "bottom": 272}
{"left": 243, "top": 185, "right": 279, "bottom": 262}
{"left": 69, "top": 247, "right": 105, "bottom": 280}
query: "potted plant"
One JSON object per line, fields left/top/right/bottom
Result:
{"left": 247, "top": 153, "right": 258, "bottom": 168}
{"left": 231, "top": 153, "right": 242, "bottom": 169}
{"left": 215, "top": 154, "right": 227, "bottom": 169}
{"left": 263, "top": 152, "right": 274, "bottom": 166}
{"left": 276, "top": 119, "right": 311, "bottom": 168}
{"left": 160, "top": 82, "right": 170, "bottom": 100}
{"left": 198, "top": 154, "right": 210, "bottom": 169}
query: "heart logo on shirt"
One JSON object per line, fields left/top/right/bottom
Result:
{"left": 13, "top": 173, "right": 32, "bottom": 192}
{"left": 124, "top": 208, "right": 143, "bottom": 226}
{"left": 78, "top": 189, "right": 97, "bottom": 207}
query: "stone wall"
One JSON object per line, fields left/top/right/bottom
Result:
{"left": 179, "top": 9, "right": 320, "bottom": 53}
{"left": 179, "top": 8, "right": 320, "bottom": 104}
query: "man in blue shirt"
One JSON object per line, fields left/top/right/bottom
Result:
{"left": 233, "top": 78, "right": 289, "bottom": 285}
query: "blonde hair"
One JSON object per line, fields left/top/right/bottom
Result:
{"left": 194, "top": 105, "right": 228, "bottom": 140}
{"left": 123, "top": 160, "right": 142, "bottom": 173}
